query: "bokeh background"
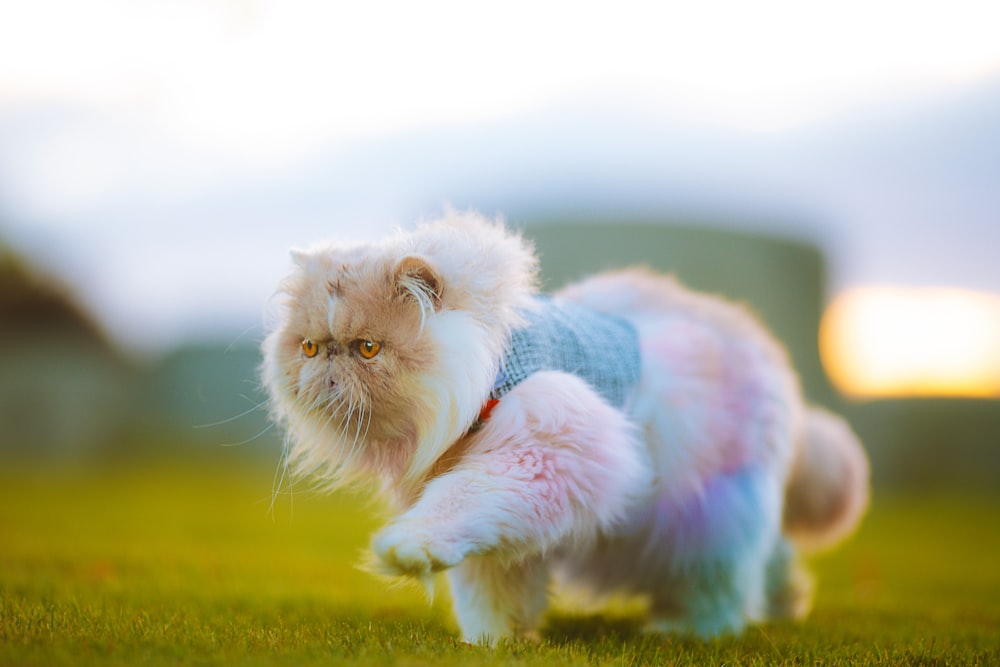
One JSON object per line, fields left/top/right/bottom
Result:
{"left": 3, "top": 2, "right": 1000, "bottom": 491}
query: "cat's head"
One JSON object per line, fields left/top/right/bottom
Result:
{"left": 261, "top": 211, "right": 538, "bottom": 495}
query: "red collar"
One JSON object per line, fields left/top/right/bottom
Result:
{"left": 469, "top": 398, "right": 500, "bottom": 433}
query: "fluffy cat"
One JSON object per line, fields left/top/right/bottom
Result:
{"left": 261, "top": 211, "right": 869, "bottom": 644}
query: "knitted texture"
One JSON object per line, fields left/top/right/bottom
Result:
{"left": 490, "top": 297, "right": 641, "bottom": 408}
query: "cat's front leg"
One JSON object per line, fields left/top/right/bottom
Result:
{"left": 371, "top": 500, "right": 474, "bottom": 577}
{"left": 447, "top": 554, "right": 549, "bottom": 645}
{"left": 372, "top": 371, "right": 650, "bottom": 578}
{"left": 372, "top": 461, "right": 549, "bottom": 578}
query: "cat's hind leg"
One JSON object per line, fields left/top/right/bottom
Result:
{"left": 764, "top": 536, "right": 814, "bottom": 621}
{"left": 644, "top": 467, "right": 784, "bottom": 637}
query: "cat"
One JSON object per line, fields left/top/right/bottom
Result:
{"left": 261, "top": 210, "right": 869, "bottom": 645}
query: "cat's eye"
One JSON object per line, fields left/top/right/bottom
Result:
{"left": 301, "top": 339, "right": 320, "bottom": 358}
{"left": 357, "top": 339, "right": 381, "bottom": 360}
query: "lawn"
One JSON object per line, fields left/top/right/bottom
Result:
{"left": 1, "top": 458, "right": 998, "bottom": 666}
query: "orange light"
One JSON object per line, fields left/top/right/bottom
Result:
{"left": 820, "top": 287, "right": 1000, "bottom": 399}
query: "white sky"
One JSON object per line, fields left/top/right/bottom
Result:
{"left": 2, "top": 0, "right": 1000, "bottom": 351}
{"left": 4, "top": 1, "right": 1000, "bottom": 155}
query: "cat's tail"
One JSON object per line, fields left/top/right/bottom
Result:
{"left": 782, "top": 407, "right": 869, "bottom": 552}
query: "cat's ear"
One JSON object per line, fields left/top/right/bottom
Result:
{"left": 393, "top": 255, "right": 443, "bottom": 312}
{"left": 290, "top": 248, "right": 310, "bottom": 267}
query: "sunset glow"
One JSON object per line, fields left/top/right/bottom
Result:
{"left": 820, "top": 288, "right": 1000, "bottom": 399}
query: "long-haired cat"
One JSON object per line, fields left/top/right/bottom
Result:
{"left": 261, "top": 211, "right": 869, "bottom": 644}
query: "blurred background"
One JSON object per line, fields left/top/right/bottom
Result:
{"left": 2, "top": 0, "right": 999, "bottom": 492}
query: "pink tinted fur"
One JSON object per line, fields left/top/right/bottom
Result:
{"left": 544, "top": 269, "right": 805, "bottom": 635}
{"left": 372, "top": 262, "right": 807, "bottom": 641}
{"left": 263, "top": 213, "right": 868, "bottom": 644}
{"left": 372, "top": 370, "right": 649, "bottom": 571}
{"left": 370, "top": 371, "right": 651, "bottom": 641}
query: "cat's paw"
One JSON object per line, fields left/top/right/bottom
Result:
{"left": 372, "top": 520, "right": 468, "bottom": 577}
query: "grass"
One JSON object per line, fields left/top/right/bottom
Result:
{"left": 1, "top": 457, "right": 998, "bottom": 666}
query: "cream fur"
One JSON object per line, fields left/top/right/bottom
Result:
{"left": 260, "top": 211, "right": 870, "bottom": 644}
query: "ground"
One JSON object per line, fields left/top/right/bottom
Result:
{"left": 1, "top": 457, "right": 998, "bottom": 666}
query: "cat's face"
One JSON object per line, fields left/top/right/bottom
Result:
{"left": 263, "top": 212, "right": 539, "bottom": 491}
{"left": 266, "top": 248, "right": 443, "bottom": 449}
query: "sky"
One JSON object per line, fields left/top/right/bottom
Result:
{"left": 1, "top": 0, "right": 1000, "bottom": 354}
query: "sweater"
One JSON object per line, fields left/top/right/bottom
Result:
{"left": 489, "top": 297, "right": 642, "bottom": 409}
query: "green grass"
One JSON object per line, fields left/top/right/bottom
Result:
{"left": 1, "top": 458, "right": 998, "bottom": 666}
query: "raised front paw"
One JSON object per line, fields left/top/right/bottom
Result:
{"left": 372, "top": 520, "right": 469, "bottom": 577}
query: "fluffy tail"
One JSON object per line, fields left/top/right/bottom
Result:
{"left": 783, "top": 407, "right": 870, "bottom": 552}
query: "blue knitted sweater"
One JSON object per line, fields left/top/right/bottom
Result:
{"left": 489, "top": 297, "right": 641, "bottom": 408}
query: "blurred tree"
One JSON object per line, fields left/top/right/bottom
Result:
{"left": 1, "top": 247, "right": 110, "bottom": 347}
{"left": 0, "top": 244, "right": 134, "bottom": 461}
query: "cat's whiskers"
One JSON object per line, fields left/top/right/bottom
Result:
{"left": 300, "top": 391, "right": 329, "bottom": 418}
{"left": 345, "top": 387, "right": 364, "bottom": 453}
{"left": 328, "top": 388, "right": 353, "bottom": 434}
{"left": 319, "top": 392, "right": 349, "bottom": 438}
{"left": 287, "top": 376, "right": 377, "bottom": 489}
{"left": 362, "top": 400, "right": 373, "bottom": 446}
{"left": 269, "top": 429, "right": 294, "bottom": 520}
{"left": 345, "top": 394, "right": 370, "bottom": 466}
{"left": 218, "top": 421, "right": 275, "bottom": 448}
{"left": 290, "top": 392, "right": 335, "bottom": 448}
{"left": 193, "top": 396, "right": 270, "bottom": 429}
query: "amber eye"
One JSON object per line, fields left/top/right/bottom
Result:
{"left": 301, "top": 339, "right": 319, "bottom": 358}
{"left": 357, "top": 339, "right": 381, "bottom": 359}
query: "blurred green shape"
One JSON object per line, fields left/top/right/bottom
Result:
{"left": 525, "top": 220, "right": 835, "bottom": 406}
